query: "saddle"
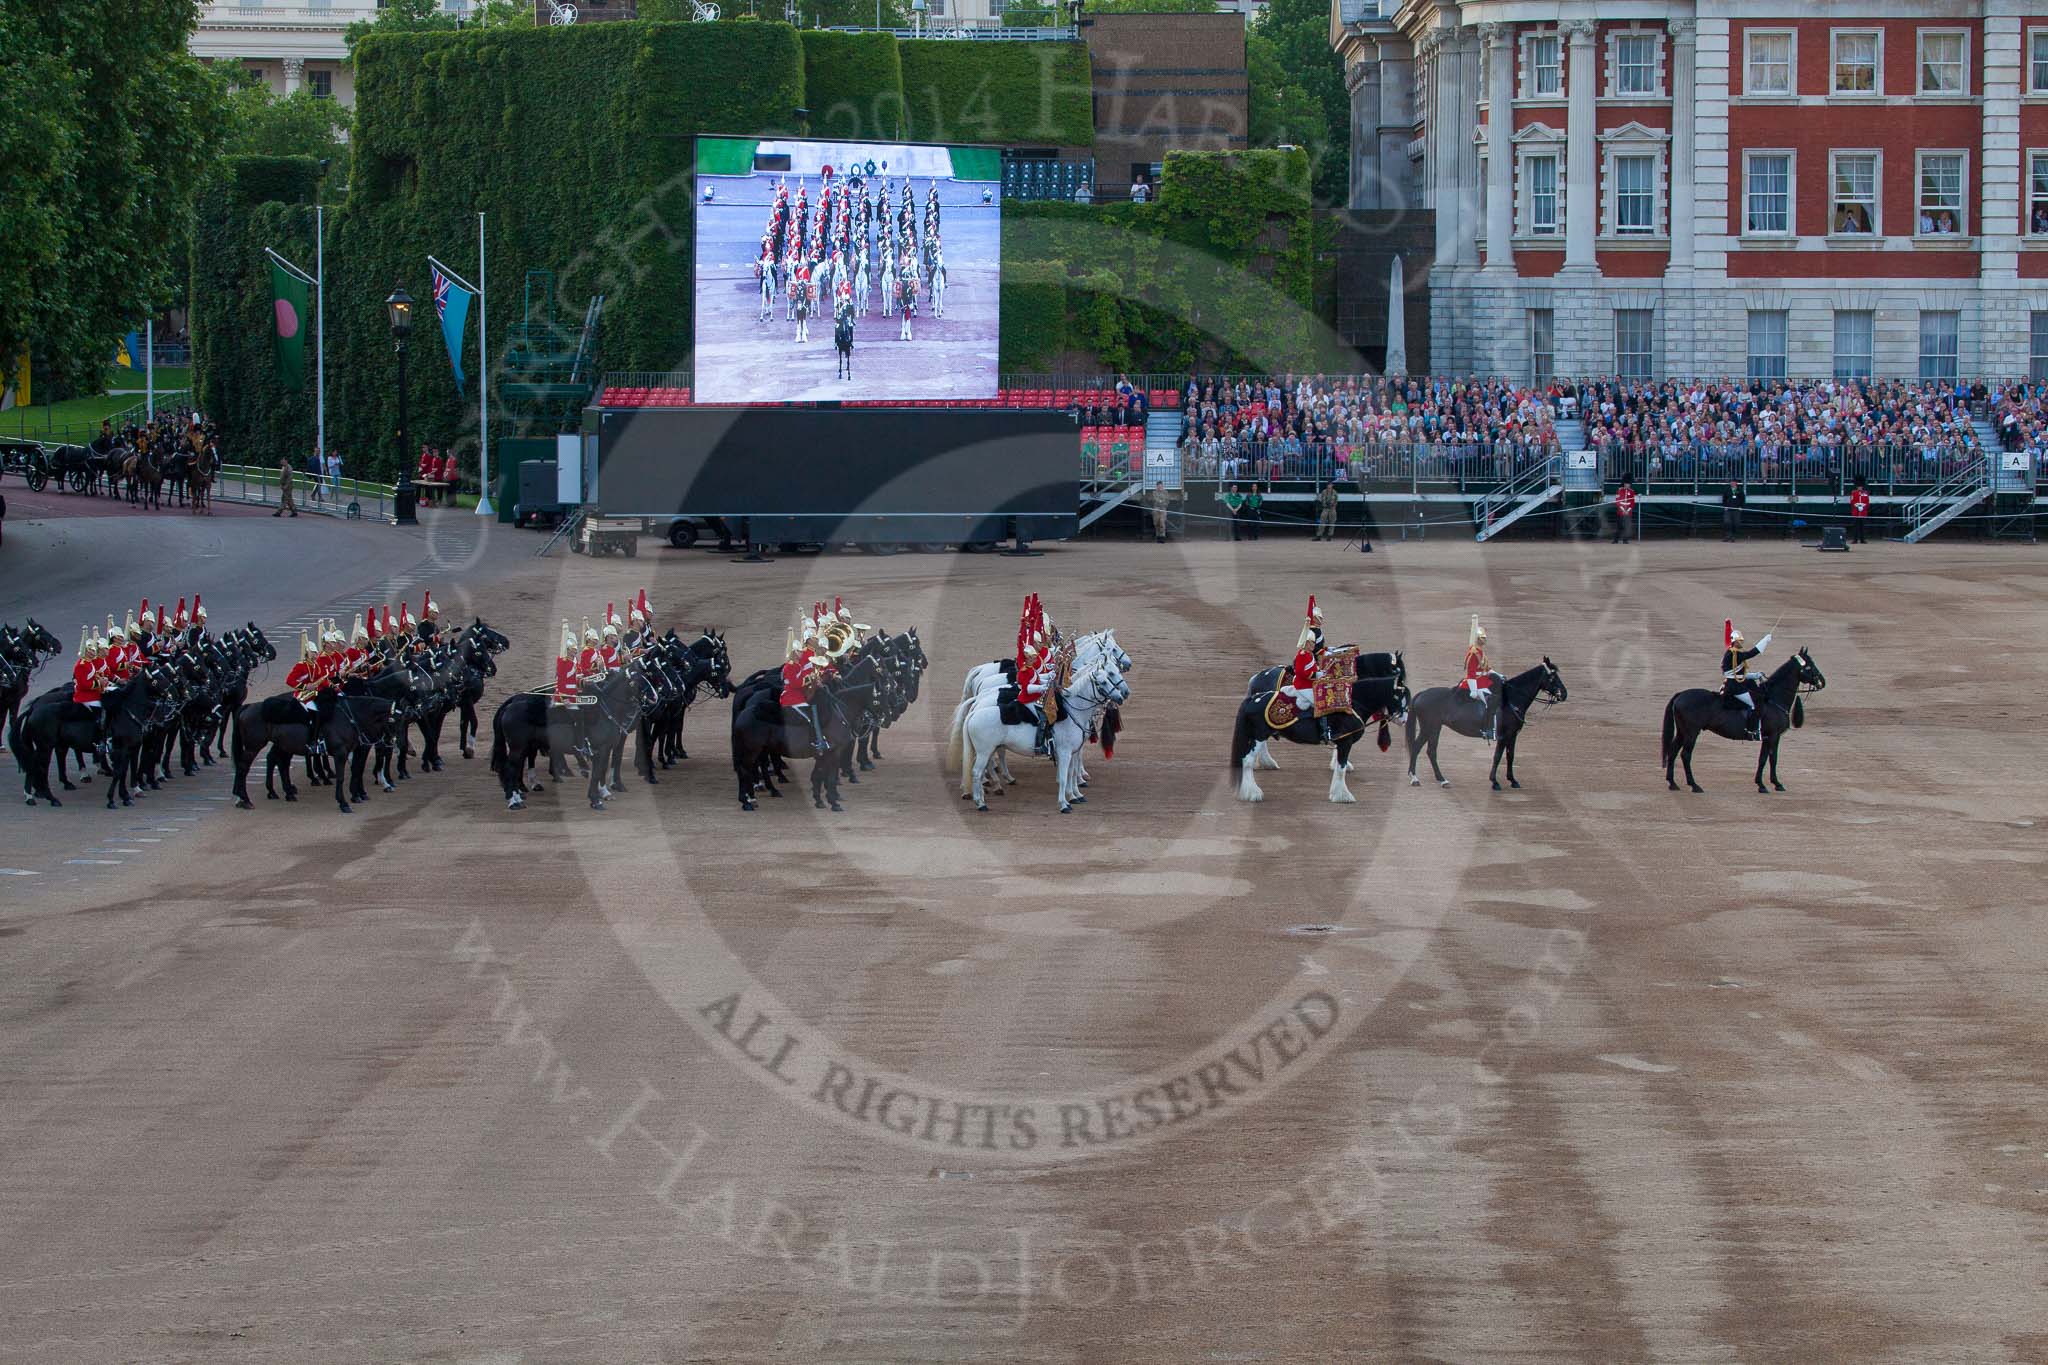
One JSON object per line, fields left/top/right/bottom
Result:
{"left": 1262, "top": 690, "right": 1305, "bottom": 731}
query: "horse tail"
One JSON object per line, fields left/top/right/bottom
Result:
{"left": 1791, "top": 696, "right": 1805, "bottom": 729}
{"left": 7, "top": 706, "right": 27, "bottom": 777}
{"left": 944, "top": 697, "right": 973, "bottom": 774}
{"left": 1660, "top": 695, "right": 1679, "bottom": 766}
{"left": 1229, "top": 703, "right": 1256, "bottom": 771}
{"left": 489, "top": 718, "right": 508, "bottom": 774}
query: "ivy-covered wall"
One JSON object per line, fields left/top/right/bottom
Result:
{"left": 998, "top": 149, "right": 1321, "bottom": 374}
{"left": 191, "top": 157, "right": 323, "bottom": 468}
{"left": 321, "top": 20, "right": 804, "bottom": 476}
{"left": 799, "top": 31, "right": 906, "bottom": 142}
{"left": 898, "top": 40, "right": 1092, "bottom": 147}
{"left": 187, "top": 21, "right": 1160, "bottom": 473}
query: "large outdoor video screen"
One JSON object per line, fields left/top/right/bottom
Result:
{"left": 692, "top": 136, "right": 1001, "bottom": 405}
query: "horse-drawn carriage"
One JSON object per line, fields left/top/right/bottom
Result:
{"left": 43, "top": 442, "right": 108, "bottom": 494}
{"left": 0, "top": 439, "right": 52, "bottom": 492}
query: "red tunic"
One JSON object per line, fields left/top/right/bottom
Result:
{"left": 286, "top": 661, "right": 319, "bottom": 698}
{"left": 1462, "top": 645, "right": 1488, "bottom": 685}
{"left": 72, "top": 659, "right": 104, "bottom": 705}
{"left": 1616, "top": 487, "right": 1637, "bottom": 516}
{"left": 1849, "top": 489, "right": 1870, "bottom": 517}
{"left": 576, "top": 646, "right": 601, "bottom": 680}
{"left": 1290, "top": 647, "right": 1318, "bottom": 692}
{"left": 1019, "top": 657, "right": 1050, "bottom": 704}
{"left": 554, "top": 656, "right": 580, "bottom": 700}
{"left": 600, "top": 644, "right": 621, "bottom": 669}
{"left": 778, "top": 660, "right": 811, "bottom": 708}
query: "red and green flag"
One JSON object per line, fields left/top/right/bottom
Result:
{"left": 269, "top": 259, "right": 309, "bottom": 391}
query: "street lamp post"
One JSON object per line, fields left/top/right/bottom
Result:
{"left": 388, "top": 283, "right": 418, "bottom": 525}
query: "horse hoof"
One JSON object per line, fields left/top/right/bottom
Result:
{"left": 1437, "top": 780, "right": 1450, "bottom": 789}
{"left": 1071, "top": 795, "right": 1086, "bottom": 804}
{"left": 1059, "top": 804, "right": 1071, "bottom": 814}
{"left": 829, "top": 802, "right": 844, "bottom": 813}
{"left": 1689, "top": 786, "right": 1704, "bottom": 794}
{"left": 741, "top": 802, "right": 756, "bottom": 812}
{"left": 813, "top": 800, "right": 825, "bottom": 810}
{"left": 590, "top": 801, "right": 605, "bottom": 811}
{"left": 845, "top": 774, "right": 859, "bottom": 785}
{"left": 235, "top": 798, "right": 251, "bottom": 810}
{"left": 1408, "top": 776, "right": 1420, "bottom": 787}
{"left": 1491, "top": 780, "right": 1501, "bottom": 791}
{"left": 338, "top": 804, "right": 352, "bottom": 814}
{"left": 120, "top": 798, "right": 132, "bottom": 807}
{"left": 60, "top": 781, "right": 75, "bottom": 792}
{"left": 1772, "top": 783, "right": 1785, "bottom": 793}
{"left": 508, "top": 796, "right": 524, "bottom": 810}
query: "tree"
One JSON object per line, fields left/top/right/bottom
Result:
{"left": 1249, "top": 0, "right": 1349, "bottom": 204}
{"left": 0, "top": 2, "right": 230, "bottom": 397}
{"left": 345, "top": 0, "right": 527, "bottom": 49}
{"left": 225, "top": 81, "right": 351, "bottom": 169}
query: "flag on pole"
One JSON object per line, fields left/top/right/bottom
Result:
{"left": 114, "top": 331, "right": 143, "bottom": 369}
{"left": 431, "top": 264, "right": 472, "bottom": 395}
{"left": 269, "top": 259, "right": 309, "bottom": 391}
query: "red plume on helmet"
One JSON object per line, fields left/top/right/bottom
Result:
{"left": 1724, "top": 618, "right": 1735, "bottom": 649}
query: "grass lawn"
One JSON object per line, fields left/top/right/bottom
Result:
{"left": 0, "top": 389, "right": 194, "bottom": 442}
{"left": 107, "top": 365, "right": 191, "bottom": 392}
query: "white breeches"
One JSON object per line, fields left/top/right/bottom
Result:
{"left": 1281, "top": 685, "right": 1313, "bottom": 712}
{"left": 1462, "top": 680, "right": 1490, "bottom": 702}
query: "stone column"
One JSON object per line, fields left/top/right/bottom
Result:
{"left": 282, "top": 56, "right": 305, "bottom": 96}
{"left": 1979, "top": 1, "right": 2025, "bottom": 374}
{"left": 1481, "top": 23, "right": 1513, "bottom": 270}
{"left": 1424, "top": 32, "right": 1457, "bottom": 272}
{"left": 1667, "top": 19, "right": 1696, "bottom": 269}
{"left": 1561, "top": 17, "right": 1597, "bottom": 271}
{"left": 1455, "top": 31, "right": 1482, "bottom": 267}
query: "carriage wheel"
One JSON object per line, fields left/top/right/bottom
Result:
{"left": 67, "top": 470, "right": 87, "bottom": 493}
{"left": 24, "top": 466, "right": 46, "bottom": 493}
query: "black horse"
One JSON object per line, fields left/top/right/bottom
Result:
{"left": 732, "top": 653, "right": 883, "bottom": 812}
{"left": 1405, "top": 659, "right": 1568, "bottom": 790}
{"left": 12, "top": 665, "right": 168, "bottom": 808}
{"left": 231, "top": 685, "right": 402, "bottom": 813}
{"left": 1230, "top": 672, "right": 1409, "bottom": 805}
{"left": 1, "top": 619, "right": 63, "bottom": 739}
{"left": 1663, "top": 648, "right": 1826, "bottom": 794}
{"left": 489, "top": 665, "right": 647, "bottom": 811}
{"left": 834, "top": 307, "right": 855, "bottom": 379}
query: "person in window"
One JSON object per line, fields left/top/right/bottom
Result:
{"left": 2033, "top": 206, "right": 2048, "bottom": 234}
{"left": 1935, "top": 210, "right": 1957, "bottom": 234}
{"left": 1919, "top": 209, "right": 1935, "bottom": 234}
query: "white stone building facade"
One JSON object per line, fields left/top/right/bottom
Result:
{"left": 1332, "top": 0, "right": 2048, "bottom": 382}
{"left": 189, "top": 2, "right": 478, "bottom": 109}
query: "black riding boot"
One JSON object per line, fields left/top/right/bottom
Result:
{"left": 1317, "top": 716, "right": 1332, "bottom": 744}
{"left": 808, "top": 708, "right": 828, "bottom": 755}
{"left": 1034, "top": 718, "right": 1052, "bottom": 756}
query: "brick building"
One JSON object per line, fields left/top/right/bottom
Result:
{"left": 1086, "top": 13, "right": 1249, "bottom": 200}
{"left": 1332, "top": 1, "right": 2048, "bottom": 381}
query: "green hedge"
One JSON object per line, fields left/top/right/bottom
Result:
{"left": 323, "top": 21, "right": 804, "bottom": 476}
{"left": 899, "top": 40, "right": 1092, "bottom": 146}
{"left": 999, "top": 150, "right": 1319, "bottom": 373}
{"left": 800, "top": 31, "right": 906, "bottom": 142}
{"left": 192, "top": 23, "right": 1106, "bottom": 473}
{"left": 191, "top": 157, "right": 322, "bottom": 468}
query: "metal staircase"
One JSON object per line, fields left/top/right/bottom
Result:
{"left": 1473, "top": 456, "right": 1560, "bottom": 542}
{"left": 1899, "top": 457, "right": 1990, "bottom": 543}
{"left": 1144, "top": 409, "right": 1183, "bottom": 486}
{"left": 1552, "top": 415, "right": 1587, "bottom": 453}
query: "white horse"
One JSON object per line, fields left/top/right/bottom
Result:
{"left": 879, "top": 252, "right": 896, "bottom": 319}
{"left": 930, "top": 248, "right": 946, "bottom": 318}
{"left": 854, "top": 247, "right": 871, "bottom": 318}
{"left": 957, "top": 630, "right": 1133, "bottom": 797}
{"left": 950, "top": 662, "right": 1128, "bottom": 814}
{"left": 756, "top": 257, "right": 774, "bottom": 321}
{"left": 783, "top": 252, "right": 801, "bottom": 320}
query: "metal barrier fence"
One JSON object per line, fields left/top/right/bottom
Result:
{"left": 1177, "top": 438, "right": 1555, "bottom": 487}
{"left": 0, "top": 391, "right": 193, "bottom": 447}
{"left": 1594, "top": 440, "right": 1996, "bottom": 494}
{"left": 213, "top": 463, "right": 398, "bottom": 521}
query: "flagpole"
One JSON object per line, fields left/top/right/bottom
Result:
{"left": 476, "top": 210, "right": 492, "bottom": 517}
{"left": 316, "top": 203, "right": 326, "bottom": 474}
{"left": 145, "top": 319, "right": 154, "bottom": 421}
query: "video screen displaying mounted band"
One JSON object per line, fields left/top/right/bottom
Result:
{"left": 594, "top": 407, "right": 1078, "bottom": 540}
{"left": 693, "top": 135, "right": 1000, "bottom": 405}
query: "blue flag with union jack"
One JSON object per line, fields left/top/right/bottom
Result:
{"left": 431, "top": 265, "right": 472, "bottom": 395}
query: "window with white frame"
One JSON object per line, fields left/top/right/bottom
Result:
{"left": 1917, "top": 152, "right": 1965, "bottom": 235}
{"left": 1833, "top": 30, "right": 1880, "bottom": 94}
{"left": 1747, "top": 311, "right": 1789, "bottom": 381}
{"left": 1614, "top": 154, "right": 1656, "bottom": 234}
{"left": 1523, "top": 33, "right": 1562, "bottom": 98}
{"left": 2032, "top": 30, "right": 2048, "bottom": 95}
{"left": 1520, "top": 149, "right": 1562, "bottom": 236}
{"left": 1615, "top": 309, "right": 1655, "bottom": 379}
{"left": 1744, "top": 151, "right": 1792, "bottom": 236}
{"left": 308, "top": 69, "right": 332, "bottom": 99}
{"left": 1834, "top": 311, "right": 1874, "bottom": 380}
{"left": 1918, "top": 30, "right": 1966, "bottom": 94}
{"left": 1918, "top": 311, "right": 1959, "bottom": 381}
{"left": 1830, "top": 152, "right": 1879, "bottom": 235}
{"left": 2028, "top": 152, "right": 2048, "bottom": 237}
{"left": 1611, "top": 32, "right": 1660, "bottom": 97}
{"left": 1530, "top": 309, "right": 1556, "bottom": 385}
{"left": 2032, "top": 312, "right": 2048, "bottom": 384}
{"left": 1745, "top": 30, "right": 1794, "bottom": 96}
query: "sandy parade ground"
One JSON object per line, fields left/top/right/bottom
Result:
{"left": 1, "top": 503, "right": 2045, "bottom": 1362}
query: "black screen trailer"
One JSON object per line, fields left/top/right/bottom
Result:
{"left": 591, "top": 405, "right": 1079, "bottom": 547}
